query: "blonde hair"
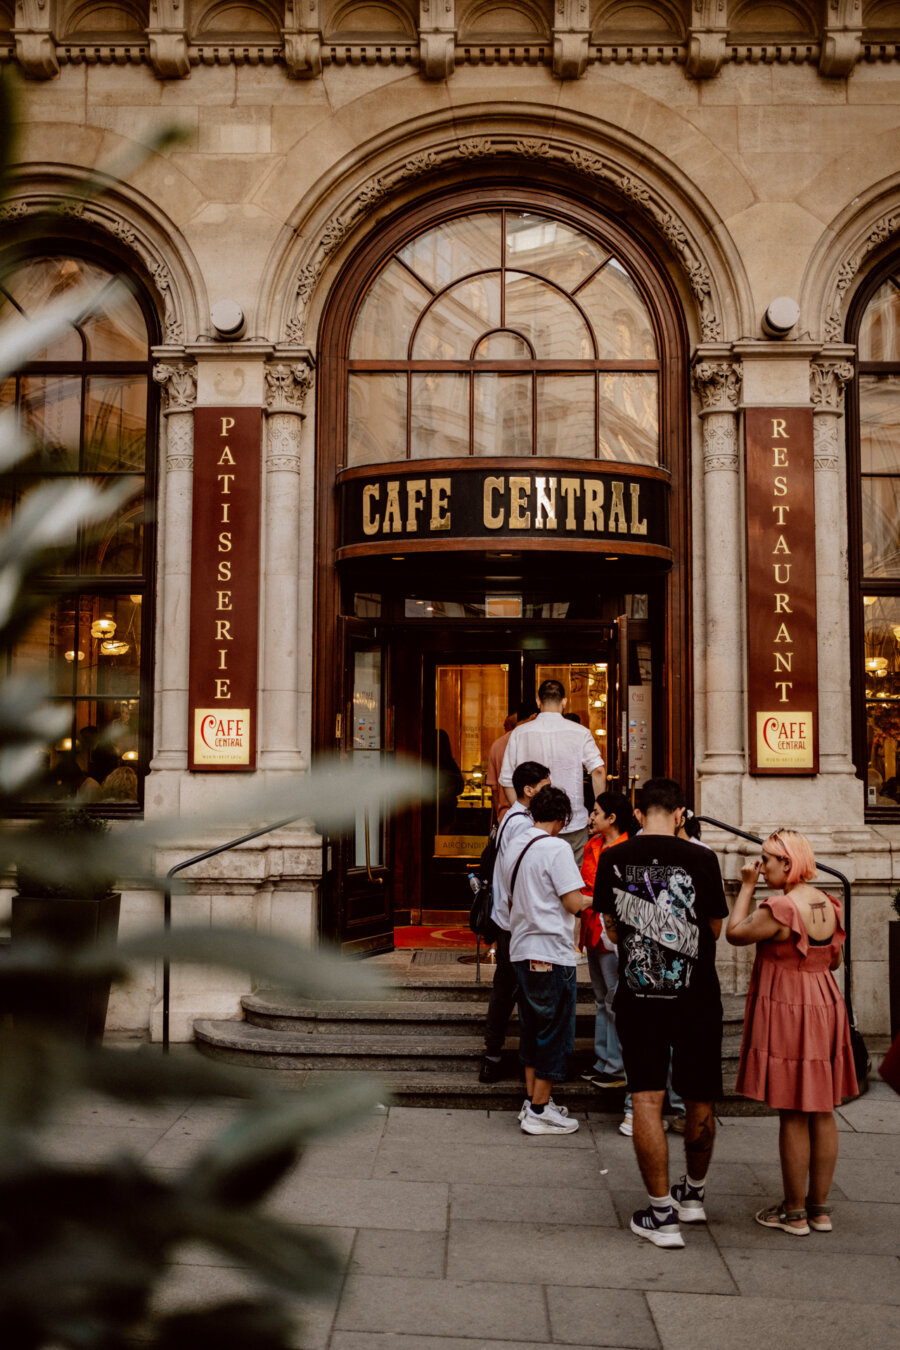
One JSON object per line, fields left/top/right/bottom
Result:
{"left": 765, "top": 828, "right": 817, "bottom": 885}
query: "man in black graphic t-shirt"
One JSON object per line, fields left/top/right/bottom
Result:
{"left": 594, "top": 778, "right": 728, "bottom": 1250}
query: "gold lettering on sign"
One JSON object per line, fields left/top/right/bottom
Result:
{"left": 584, "top": 480, "right": 604, "bottom": 532}
{"left": 534, "top": 477, "right": 557, "bottom": 530}
{"left": 559, "top": 478, "right": 580, "bottom": 530}
{"left": 509, "top": 476, "right": 531, "bottom": 529}
{"left": 362, "top": 484, "right": 380, "bottom": 536}
{"left": 383, "top": 481, "right": 402, "bottom": 533}
{"left": 406, "top": 479, "right": 427, "bottom": 532}
{"left": 484, "top": 476, "right": 505, "bottom": 529}
{"left": 608, "top": 481, "right": 628, "bottom": 534}
{"left": 629, "top": 483, "right": 647, "bottom": 535}
{"left": 430, "top": 477, "right": 451, "bottom": 531}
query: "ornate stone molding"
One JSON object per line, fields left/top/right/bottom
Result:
{"left": 701, "top": 413, "right": 739, "bottom": 473}
{"left": 810, "top": 359, "right": 854, "bottom": 413}
{"left": 13, "top": 0, "right": 59, "bottom": 80}
{"left": 820, "top": 0, "right": 862, "bottom": 79}
{"left": 147, "top": 0, "right": 189, "bottom": 78}
{"left": 264, "top": 361, "right": 315, "bottom": 414}
{"left": 153, "top": 362, "right": 197, "bottom": 413}
{"left": 266, "top": 411, "right": 303, "bottom": 473}
{"left": 813, "top": 416, "right": 841, "bottom": 472}
{"left": 692, "top": 360, "right": 743, "bottom": 413}
{"left": 552, "top": 0, "right": 590, "bottom": 81}
{"left": 824, "top": 212, "right": 900, "bottom": 342}
{"left": 163, "top": 408, "right": 194, "bottom": 467}
{"left": 285, "top": 136, "right": 722, "bottom": 343}
{"left": 1, "top": 188, "right": 188, "bottom": 343}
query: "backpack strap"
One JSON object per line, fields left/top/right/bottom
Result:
{"left": 508, "top": 833, "right": 552, "bottom": 904}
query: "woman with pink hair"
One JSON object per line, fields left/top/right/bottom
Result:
{"left": 726, "top": 829, "right": 857, "bottom": 1236}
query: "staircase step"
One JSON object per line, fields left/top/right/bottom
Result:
{"left": 242, "top": 995, "right": 599, "bottom": 1037}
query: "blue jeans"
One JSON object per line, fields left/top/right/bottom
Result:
{"left": 586, "top": 945, "right": 624, "bottom": 1076}
{"left": 513, "top": 959, "right": 577, "bottom": 1083}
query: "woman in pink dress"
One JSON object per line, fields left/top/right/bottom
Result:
{"left": 726, "top": 829, "right": 857, "bottom": 1236}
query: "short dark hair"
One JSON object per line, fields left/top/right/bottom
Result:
{"left": 537, "top": 678, "right": 565, "bottom": 704}
{"left": 529, "top": 784, "right": 572, "bottom": 826}
{"left": 595, "top": 791, "right": 638, "bottom": 837}
{"left": 512, "top": 760, "right": 550, "bottom": 797}
{"left": 638, "top": 777, "right": 686, "bottom": 815}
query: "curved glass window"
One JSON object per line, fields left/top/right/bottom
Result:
{"left": 347, "top": 209, "right": 659, "bottom": 466}
{"left": 0, "top": 254, "right": 155, "bottom": 809}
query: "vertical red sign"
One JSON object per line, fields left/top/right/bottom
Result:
{"left": 745, "top": 407, "right": 819, "bottom": 775}
{"left": 188, "top": 407, "right": 261, "bottom": 771}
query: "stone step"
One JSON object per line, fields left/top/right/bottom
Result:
{"left": 242, "top": 994, "right": 600, "bottom": 1036}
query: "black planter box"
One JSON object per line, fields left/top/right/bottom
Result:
{"left": 10, "top": 892, "right": 121, "bottom": 1045}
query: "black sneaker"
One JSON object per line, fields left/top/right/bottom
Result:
{"left": 478, "top": 1056, "right": 504, "bottom": 1083}
{"left": 670, "top": 1176, "right": 706, "bottom": 1222}
{"left": 630, "top": 1204, "right": 685, "bottom": 1249}
{"left": 583, "top": 1070, "right": 627, "bottom": 1089}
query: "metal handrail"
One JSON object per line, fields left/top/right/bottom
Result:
{"left": 162, "top": 812, "right": 304, "bottom": 1052}
{"left": 696, "top": 815, "right": 858, "bottom": 1027}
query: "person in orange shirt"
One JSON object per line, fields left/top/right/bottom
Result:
{"left": 579, "top": 792, "right": 636, "bottom": 1090}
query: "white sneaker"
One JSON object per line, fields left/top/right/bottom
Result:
{"left": 518, "top": 1096, "right": 569, "bottom": 1123}
{"left": 618, "top": 1113, "right": 633, "bottom": 1136}
{"left": 521, "top": 1103, "right": 579, "bottom": 1135}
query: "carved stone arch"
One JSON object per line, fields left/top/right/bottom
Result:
{"left": 864, "top": 0, "right": 900, "bottom": 29}
{"left": 728, "top": 0, "right": 818, "bottom": 37}
{"left": 63, "top": 0, "right": 148, "bottom": 37}
{"left": 326, "top": 0, "right": 418, "bottom": 39}
{"left": 195, "top": 0, "right": 282, "bottom": 35}
{"left": 260, "top": 107, "right": 751, "bottom": 351}
{"left": 799, "top": 174, "right": 900, "bottom": 344}
{"left": 0, "top": 166, "right": 205, "bottom": 346}
{"left": 591, "top": 0, "right": 686, "bottom": 41}
{"left": 458, "top": 0, "right": 550, "bottom": 40}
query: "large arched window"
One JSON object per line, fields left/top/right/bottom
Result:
{"left": 346, "top": 208, "right": 660, "bottom": 466}
{"left": 0, "top": 252, "right": 157, "bottom": 810}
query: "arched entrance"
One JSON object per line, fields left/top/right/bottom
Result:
{"left": 315, "top": 184, "right": 690, "bottom": 952}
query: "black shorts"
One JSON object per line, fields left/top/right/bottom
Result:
{"left": 615, "top": 992, "right": 724, "bottom": 1102}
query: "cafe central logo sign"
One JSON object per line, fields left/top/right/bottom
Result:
{"left": 188, "top": 408, "right": 262, "bottom": 770}
{"left": 338, "top": 466, "right": 669, "bottom": 551}
{"left": 745, "top": 408, "right": 818, "bottom": 775}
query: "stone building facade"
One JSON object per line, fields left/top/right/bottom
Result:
{"left": 3, "top": 1, "right": 900, "bottom": 1039}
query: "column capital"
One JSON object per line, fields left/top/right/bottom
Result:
{"left": 153, "top": 360, "right": 197, "bottom": 414}
{"left": 692, "top": 357, "right": 742, "bottom": 414}
{"left": 810, "top": 359, "right": 854, "bottom": 414}
{"left": 264, "top": 358, "right": 315, "bottom": 416}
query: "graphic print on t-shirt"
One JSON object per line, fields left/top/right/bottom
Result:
{"left": 611, "top": 862, "right": 700, "bottom": 996}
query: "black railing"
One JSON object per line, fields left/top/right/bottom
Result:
{"left": 161, "top": 813, "right": 304, "bottom": 1052}
{"left": 696, "top": 815, "right": 860, "bottom": 1034}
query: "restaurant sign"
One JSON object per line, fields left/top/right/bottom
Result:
{"left": 745, "top": 408, "right": 818, "bottom": 775}
{"left": 339, "top": 466, "right": 668, "bottom": 550}
{"left": 188, "top": 408, "right": 261, "bottom": 770}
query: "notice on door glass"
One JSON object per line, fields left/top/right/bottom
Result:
{"left": 353, "top": 650, "right": 382, "bottom": 750}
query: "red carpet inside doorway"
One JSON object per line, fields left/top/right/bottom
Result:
{"left": 394, "top": 925, "right": 479, "bottom": 949}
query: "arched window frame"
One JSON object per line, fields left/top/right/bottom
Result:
{"left": 0, "top": 241, "right": 160, "bottom": 815}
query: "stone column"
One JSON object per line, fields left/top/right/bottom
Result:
{"left": 148, "top": 361, "right": 197, "bottom": 787}
{"left": 693, "top": 358, "right": 745, "bottom": 820}
{"left": 259, "top": 360, "right": 314, "bottom": 771}
{"left": 810, "top": 358, "right": 857, "bottom": 779}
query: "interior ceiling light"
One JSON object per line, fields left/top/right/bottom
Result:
{"left": 866, "top": 657, "right": 888, "bottom": 672}
{"left": 91, "top": 616, "right": 116, "bottom": 639}
{"left": 100, "top": 639, "right": 129, "bottom": 656}
{"left": 122, "top": 750, "right": 139, "bottom": 762}
{"left": 64, "top": 649, "right": 84, "bottom": 663}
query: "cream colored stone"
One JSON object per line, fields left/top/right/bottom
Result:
{"left": 234, "top": 64, "right": 331, "bottom": 108}
{"left": 740, "top": 353, "right": 816, "bottom": 404}
{"left": 86, "top": 63, "right": 166, "bottom": 108}
{"left": 166, "top": 152, "right": 279, "bottom": 204}
{"left": 195, "top": 357, "right": 267, "bottom": 406}
{"left": 321, "top": 62, "right": 422, "bottom": 113}
{"left": 725, "top": 204, "right": 823, "bottom": 319}
{"left": 853, "top": 961, "right": 890, "bottom": 1038}
{"left": 197, "top": 108, "right": 272, "bottom": 156}
{"left": 13, "top": 65, "right": 87, "bottom": 124}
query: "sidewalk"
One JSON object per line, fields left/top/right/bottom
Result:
{"left": 40, "top": 1074, "right": 900, "bottom": 1350}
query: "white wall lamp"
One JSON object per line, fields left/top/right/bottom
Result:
{"left": 210, "top": 300, "right": 246, "bottom": 340}
{"left": 762, "top": 296, "right": 800, "bottom": 339}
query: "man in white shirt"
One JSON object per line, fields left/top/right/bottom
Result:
{"left": 479, "top": 759, "right": 550, "bottom": 1083}
{"left": 507, "top": 785, "right": 592, "bottom": 1135}
{"left": 499, "top": 679, "right": 606, "bottom": 866}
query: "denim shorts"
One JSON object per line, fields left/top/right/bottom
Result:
{"left": 513, "top": 959, "right": 577, "bottom": 1083}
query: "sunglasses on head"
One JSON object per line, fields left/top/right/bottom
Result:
{"left": 762, "top": 828, "right": 790, "bottom": 865}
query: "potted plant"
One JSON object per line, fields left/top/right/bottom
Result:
{"left": 11, "top": 808, "right": 120, "bottom": 1045}
{"left": 891, "top": 887, "right": 900, "bottom": 1041}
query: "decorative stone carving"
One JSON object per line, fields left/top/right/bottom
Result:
{"left": 283, "top": 135, "right": 724, "bottom": 344}
{"left": 147, "top": 0, "right": 190, "bottom": 79}
{"left": 266, "top": 413, "right": 303, "bottom": 471}
{"left": 163, "top": 409, "right": 194, "bottom": 464}
{"left": 264, "top": 361, "right": 314, "bottom": 414}
{"left": 13, "top": 0, "right": 59, "bottom": 80}
{"left": 419, "top": 0, "right": 455, "bottom": 81}
{"left": 825, "top": 212, "right": 900, "bottom": 342}
{"left": 813, "top": 416, "right": 840, "bottom": 472}
{"left": 284, "top": 0, "right": 322, "bottom": 78}
{"left": 692, "top": 360, "right": 742, "bottom": 413}
{"left": 552, "top": 0, "right": 590, "bottom": 81}
{"left": 820, "top": 0, "right": 862, "bottom": 79}
{"left": 150, "top": 261, "right": 184, "bottom": 343}
{"left": 701, "top": 414, "right": 739, "bottom": 473}
{"left": 685, "top": 0, "right": 728, "bottom": 80}
{"left": 810, "top": 360, "right": 854, "bottom": 413}
{"left": 154, "top": 362, "right": 197, "bottom": 413}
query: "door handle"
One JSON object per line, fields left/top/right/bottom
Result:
{"left": 364, "top": 810, "right": 383, "bottom": 885}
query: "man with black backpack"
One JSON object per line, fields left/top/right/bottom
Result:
{"left": 478, "top": 760, "right": 550, "bottom": 1083}
{"left": 508, "top": 785, "right": 592, "bottom": 1134}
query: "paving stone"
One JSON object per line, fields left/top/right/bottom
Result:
{"left": 351, "top": 1228, "right": 447, "bottom": 1277}
{"left": 269, "top": 1175, "right": 450, "bottom": 1231}
{"left": 330, "top": 1337, "right": 598, "bottom": 1350}
{"left": 645, "top": 1292, "right": 898, "bottom": 1350}
{"left": 334, "top": 1274, "right": 549, "bottom": 1340}
{"left": 446, "top": 1219, "right": 734, "bottom": 1293}
{"left": 35, "top": 1124, "right": 175, "bottom": 1165}
{"left": 373, "top": 1138, "right": 594, "bottom": 1188}
{"left": 450, "top": 1180, "right": 618, "bottom": 1227}
{"left": 293, "top": 1139, "right": 381, "bottom": 1180}
{"left": 829, "top": 1159, "right": 900, "bottom": 1203}
{"left": 836, "top": 1093, "right": 900, "bottom": 1134}
{"left": 746, "top": 1161, "right": 849, "bottom": 1203}
{"left": 719, "top": 1246, "right": 900, "bottom": 1304}
{"left": 383, "top": 1106, "right": 525, "bottom": 1140}
{"left": 545, "top": 1285, "right": 660, "bottom": 1348}
{"left": 707, "top": 1197, "right": 900, "bottom": 1256}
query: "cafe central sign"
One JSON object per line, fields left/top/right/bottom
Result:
{"left": 188, "top": 407, "right": 262, "bottom": 771}
{"left": 745, "top": 408, "right": 819, "bottom": 775}
{"left": 338, "top": 465, "right": 669, "bottom": 552}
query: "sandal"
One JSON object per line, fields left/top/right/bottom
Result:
{"left": 754, "top": 1203, "right": 810, "bottom": 1236}
{"left": 806, "top": 1201, "right": 832, "bottom": 1233}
